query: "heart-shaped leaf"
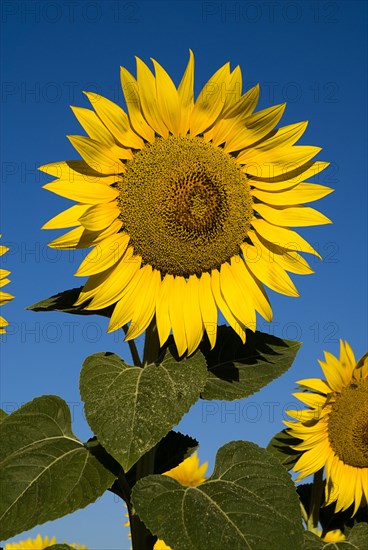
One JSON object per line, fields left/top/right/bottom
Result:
{"left": 79, "top": 349, "right": 207, "bottom": 471}
{"left": 200, "top": 326, "right": 301, "bottom": 400}
{"left": 0, "top": 396, "right": 115, "bottom": 540}
{"left": 132, "top": 440, "right": 304, "bottom": 550}
{"left": 27, "top": 287, "right": 113, "bottom": 317}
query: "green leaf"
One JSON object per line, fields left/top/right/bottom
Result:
{"left": 0, "top": 409, "right": 7, "bottom": 422}
{"left": 27, "top": 287, "right": 113, "bottom": 317}
{"left": 200, "top": 326, "right": 301, "bottom": 400}
{"left": 0, "top": 396, "right": 115, "bottom": 540}
{"left": 303, "top": 531, "right": 324, "bottom": 549}
{"left": 266, "top": 429, "right": 303, "bottom": 470}
{"left": 132, "top": 440, "right": 304, "bottom": 550}
{"left": 79, "top": 349, "right": 207, "bottom": 471}
{"left": 303, "top": 523, "right": 368, "bottom": 549}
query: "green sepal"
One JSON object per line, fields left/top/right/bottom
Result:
{"left": 27, "top": 287, "right": 112, "bottom": 317}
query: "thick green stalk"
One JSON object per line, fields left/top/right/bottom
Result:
{"left": 130, "top": 320, "right": 160, "bottom": 549}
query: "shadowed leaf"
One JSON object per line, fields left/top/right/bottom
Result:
{"left": 200, "top": 326, "right": 301, "bottom": 400}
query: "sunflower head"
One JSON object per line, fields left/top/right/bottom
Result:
{"left": 0, "top": 236, "right": 14, "bottom": 335}
{"left": 285, "top": 340, "right": 368, "bottom": 515}
{"left": 41, "top": 52, "right": 332, "bottom": 355}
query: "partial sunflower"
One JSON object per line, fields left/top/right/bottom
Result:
{"left": 4, "top": 534, "right": 88, "bottom": 550}
{"left": 41, "top": 52, "right": 332, "bottom": 355}
{"left": 0, "top": 236, "right": 14, "bottom": 335}
{"left": 285, "top": 340, "right": 368, "bottom": 515}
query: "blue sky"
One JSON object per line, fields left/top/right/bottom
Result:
{"left": 1, "top": 0, "right": 367, "bottom": 548}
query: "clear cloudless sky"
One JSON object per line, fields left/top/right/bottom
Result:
{"left": 1, "top": 0, "right": 367, "bottom": 548}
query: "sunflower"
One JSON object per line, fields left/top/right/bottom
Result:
{"left": 0, "top": 236, "right": 14, "bottom": 334}
{"left": 41, "top": 52, "right": 332, "bottom": 355}
{"left": 5, "top": 535, "right": 88, "bottom": 550}
{"left": 285, "top": 340, "right": 368, "bottom": 515}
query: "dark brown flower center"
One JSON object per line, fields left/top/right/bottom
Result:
{"left": 118, "top": 136, "right": 253, "bottom": 276}
{"left": 328, "top": 379, "right": 368, "bottom": 468}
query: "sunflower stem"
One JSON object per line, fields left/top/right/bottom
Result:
{"left": 122, "top": 325, "right": 142, "bottom": 367}
{"left": 307, "top": 468, "right": 324, "bottom": 532}
{"left": 129, "top": 321, "right": 161, "bottom": 549}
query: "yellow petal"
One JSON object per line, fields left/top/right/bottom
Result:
{"left": 156, "top": 274, "right": 173, "bottom": 346}
{"left": 76, "top": 233, "right": 130, "bottom": 276}
{"left": 190, "top": 62, "right": 231, "bottom": 136}
{"left": 108, "top": 265, "right": 147, "bottom": 332}
{"left": 0, "top": 291, "right": 14, "bottom": 305}
{"left": 42, "top": 205, "right": 90, "bottom": 229}
{"left": 49, "top": 219, "right": 122, "bottom": 249}
{"left": 207, "top": 84, "right": 260, "bottom": 146}
{"left": 152, "top": 59, "right": 181, "bottom": 136}
{"left": 253, "top": 203, "right": 332, "bottom": 227}
{"left": 210, "top": 268, "right": 246, "bottom": 343}
{"left": 240, "top": 121, "right": 308, "bottom": 160}
{"left": 168, "top": 276, "right": 187, "bottom": 356}
{"left": 249, "top": 161, "right": 330, "bottom": 187}
{"left": 43, "top": 179, "right": 119, "bottom": 204}
{"left": 224, "top": 103, "right": 285, "bottom": 153}
{"left": 241, "top": 146, "right": 321, "bottom": 178}
{"left": 242, "top": 242, "right": 299, "bottom": 297}
{"left": 78, "top": 203, "right": 120, "bottom": 231}
{"left": 84, "top": 92, "right": 144, "bottom": 149}
{"left": 198, "top": 271, "right": 218, "bottom": 349}
{"left": 0, "top": 269, "right": 10, "bottom": 279}
{"left": 183, "top": 275, "right": 204, "bottom": 355}
{"left": 120, "top": 66, "right": 155, "bottom": 142}
{"left": 222, "top": 83, "right": 260, "bottom": 120}
{"left": 79, "top": 248, "right": 141, "bottom": 309}
{"left": 252, "top": 183, "right": 334, "bottom": 206}
{"left": 296, "top": 378, "right": 330, "bottom": 394}
{"left": 220, "top": 261, "right": 256, "bottom": 329}
{"left": 136, "top": 57, "right": 169, "bottom": 138}
{"left": 178, "top": 49, "right": 194, "bottom": 135}
{"left": 251, "top": 218, "right": 321, "bottom": 258}
{"left": 230, "top": 256, "right": 272, "bottom": 322}
{"left": 125, "top": 267, "right": 161, "bottom": 340}
{"left": 71, "top": 106, "right": 115, "bottom": 146}
{"left": 39, "top": 160, "right": 120, "bottom": 183}
{"left": 248, "top": 230, "right": 314, "bottom": 275}
{"left": 68, "top": 135, "right": 127, "bottom": 175}
{"left": 221, "top": 65, "right": 242, "bottom": 113}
